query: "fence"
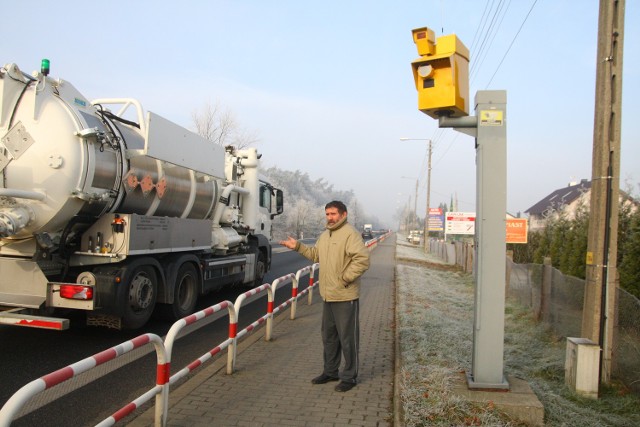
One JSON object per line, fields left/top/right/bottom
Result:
{"left": 429, "top": 238, "right": 640, "bottom": 394}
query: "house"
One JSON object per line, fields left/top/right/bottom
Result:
{"left": 525, "top": 179, "right": 638, "bottom": 232}
{"left": 525, "top": 180, "right": 591, "bottom": 232}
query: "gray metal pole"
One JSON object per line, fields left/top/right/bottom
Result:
{"left": 470, "top": 91, "right": 508, "bottom": 389}
{"left": 439, "top": 90, "right": 509, "bottom": 390}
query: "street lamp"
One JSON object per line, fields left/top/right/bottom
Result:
{"left": 400, "top": 137, "right": 432, "bottom": 253}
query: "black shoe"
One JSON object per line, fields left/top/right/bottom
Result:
{"left": 311, "top": 374, "right": 339, "bottom": 384}
{"left": 334, "top": 381, "right": 356, "bottom": 392}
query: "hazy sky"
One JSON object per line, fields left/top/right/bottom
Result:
{"left": 4, "top": 0, "right": 638, "bottom": 227}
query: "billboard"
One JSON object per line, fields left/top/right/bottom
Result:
{"left": 506, "top": 218, "right": 528, "bottom": 244}
{"left": 428, "top": 208, "right": 444, "bottom": 231}
{"left": 445, "top": 212, "right": 475, "bottom": 235}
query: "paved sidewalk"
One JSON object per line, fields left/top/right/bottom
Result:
{"left": 129, "top": 236, "right": 396, "bottom": 427}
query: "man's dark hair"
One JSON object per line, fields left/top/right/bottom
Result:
{"left": 325, "top": 200, "right": 347, "bottom": 214}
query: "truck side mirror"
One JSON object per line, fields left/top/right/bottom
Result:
{"left": 271, "top": 189, "right": 284, "bottom": 219}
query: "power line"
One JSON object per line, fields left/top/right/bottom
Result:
{"left": 469, "top": 0, "right": 494, "bottom": 54}
{"left": 471, "top": 0, "right": 512, "bottom": 85}
{"left": 485, "top": 0, "right": 539, "bottom": 88}
{"left": 471, "top": 0, "right": 510, "bottom": 80}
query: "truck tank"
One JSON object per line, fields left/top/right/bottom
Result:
{"left": 0, "top": 62, "right": 225, "bottom": 253}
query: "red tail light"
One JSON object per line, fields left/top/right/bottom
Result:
{"left": 59, "top": 285, "right": 94, "bottom": 300}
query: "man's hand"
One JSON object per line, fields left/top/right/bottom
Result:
{"left": 279, "top": 236, "right": 298, "bottom": 250}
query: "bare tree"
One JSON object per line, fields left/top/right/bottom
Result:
{"left": 350, "top": 199, "right": 360, "bottom": 230}
{"left": 231, "top": 126, "right": 260, "bottom": 150}
{"left": 191, "top": 101, "right": 259, "bottom": 149}
{"left": 191, "top": 101, "right": 229, "bottom": 144}
{"left": 287, "top": 199, "right": 315, "bottom": 239}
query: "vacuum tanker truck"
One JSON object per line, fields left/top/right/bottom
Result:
{"left": 0, "top": 61, "right": 283, "bottom": 330}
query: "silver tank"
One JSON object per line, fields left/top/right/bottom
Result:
{"left": 0, "top": 63, "right": 225, "bottom": 252}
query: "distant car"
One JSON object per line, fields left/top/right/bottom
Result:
{"left": 407, "top": 231, "right": 421, "bottom": 245}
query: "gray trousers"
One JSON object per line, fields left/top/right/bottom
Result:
{"left": 321, "top": 299, "right": 359, "bottom": 383}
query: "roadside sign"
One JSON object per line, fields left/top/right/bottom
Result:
{"left": 428, "top": 208, "right": 444, "bottom": 231}
{"left": 445, "top": 212, "right": 475, "bottom": 235}
{"left": 506, "top": 218, "right": 528, "bottom": 244}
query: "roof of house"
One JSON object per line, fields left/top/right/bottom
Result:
{"left": 525, "top": 179, "right": 591, "bottom": 215}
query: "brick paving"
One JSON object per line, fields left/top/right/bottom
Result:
{"left": 129, "top": 236, "right": 396, "bottom": 427}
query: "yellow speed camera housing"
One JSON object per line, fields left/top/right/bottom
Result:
{"left": 411, "top": 27, "right": 470, "bottom": 118}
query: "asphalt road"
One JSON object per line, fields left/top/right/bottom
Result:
{"left": 0, "top": 245, "right": 312, "bottom": 427}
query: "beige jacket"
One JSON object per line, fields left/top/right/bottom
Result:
{"left": 295, "top": 216, "right": 370, "bottom": 302}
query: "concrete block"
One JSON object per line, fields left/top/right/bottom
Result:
{"left": 452, "top": 372, "right": 544, "bottom": 426}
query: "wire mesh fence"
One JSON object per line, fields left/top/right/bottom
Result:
{"left": 615, "top": 288, "right": 640, "bottom": 393}
{"left": 431, "top": 239, "right": 640, "bottom": 394}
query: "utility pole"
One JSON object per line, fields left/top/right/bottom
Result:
{"left": 414, "top": 179, "right": 419, "bottom": 231}
{"left": 399, "top": 137, "right": 433, "bottom": 253}
{"left": 424, "top": 140, "right": 432, "bottom": 253}
{"left": 406, "top": 195, "right": 412, "bottom": 232}
{"left": 582, "top": 0, "right": 625, "bottom": 385}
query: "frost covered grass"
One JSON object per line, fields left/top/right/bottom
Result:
{"left": 395, "top": 239, "right": 640, "bottom": 426}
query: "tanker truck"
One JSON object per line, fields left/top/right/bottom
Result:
{"left": 0, "top": 61, "right": 283, "bottom": 330}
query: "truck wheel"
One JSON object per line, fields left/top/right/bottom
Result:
{"left": 158, "top": 263, "right": 199, "bottom": 320}
{"left": 254, "top": 252, "right": 267, "bottom": 287}
{"left": 122, "top": 266, "right": 157, "bottom": 329}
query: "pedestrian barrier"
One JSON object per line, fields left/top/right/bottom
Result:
{"left": 364, "top": 232, "right": 390, "bottom": 250}
{"left": 161, "top": 299, "right": 236, "bottom": 383}
{"left": 0, "top": 232, "right": 394, "bottom": 426}
{"left": 0, "top": 334, "right": 168, "bottom": 427}
{"left": 291, "top": 264, "right": 319, "bottom": 319}
{"left": 98, "top": 299, "right": 238, "bottom": 427}
{"left": 231, "top": 282, "right": 276, "bottom": 368}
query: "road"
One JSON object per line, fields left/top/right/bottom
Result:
{"left": 0, "top": 244, "right": 313, "bottom": 427}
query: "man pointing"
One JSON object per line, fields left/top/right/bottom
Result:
{"left": 280, "top": 200, "right": 370, "bottom": 392}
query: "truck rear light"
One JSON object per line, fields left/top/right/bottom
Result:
{"left": 59, "top": 285, "right": 94, "bottom": 300}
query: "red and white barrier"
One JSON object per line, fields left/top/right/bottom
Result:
{"left": 164, "top": 300, "right": 236, "bottom": 379}
{"left": 290, "top": 264, "right": 319, "bottom": 319}
{"left": 0, "top": 334, "right": 167, "bottom": 427}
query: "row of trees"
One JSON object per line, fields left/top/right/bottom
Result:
{"left": 263, "top": 168, "right": 380, "bottom": 240}
{"left": 508, "top": 202, "right": 640, "bottom": 299}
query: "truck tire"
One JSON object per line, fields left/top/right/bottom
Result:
{"left": 158, "top": 263, "right": 199, "bottom": 321}
{"left": 122, "top": 265, "right": 158, "bottom": 329}
{"left": 254, "top": 251, "right": 267, "bottom": 287}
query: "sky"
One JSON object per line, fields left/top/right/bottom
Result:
{"left": 3, "top": 0, "right": 638, "bottom": 228}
